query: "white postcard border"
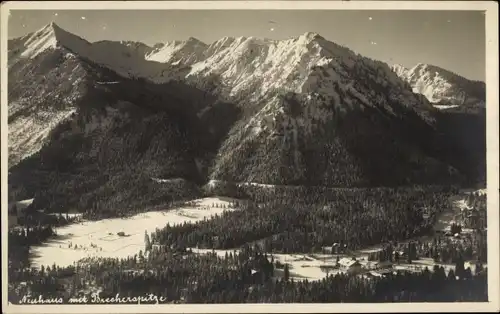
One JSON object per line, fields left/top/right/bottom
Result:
{"left": 1, "top": 1, "right": 498, "bottom": 313}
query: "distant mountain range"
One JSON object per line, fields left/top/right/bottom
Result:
{"left": 7, "top": 23, "right": 486, "bottom": 214}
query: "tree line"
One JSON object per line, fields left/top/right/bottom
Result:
{"left": 149, "top": 187, "right": 451, "bottom": 253}
{"left": 8, "top": 245, "right": 487, "bottom": 304}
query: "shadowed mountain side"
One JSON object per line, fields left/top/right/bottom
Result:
{"left": 434, "top": 108, "right": 486, "bottom": 186}
{"left": 209, "top": 84, "right": 462, "bottom": 187}
{"left": 8, "top": 57, "right": 242, "bottom": 217}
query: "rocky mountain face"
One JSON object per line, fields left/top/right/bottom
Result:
{"left": 7, "top": 23, "right": 483, "bottom": 214}
{"left": 182, "top": 32, "right": 456, "bottom": 186}
{"left": 391, "top": 63, "right": 486, "bottom": 110}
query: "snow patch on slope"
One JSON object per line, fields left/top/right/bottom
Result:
{"left": 433, "top": 104, "right": 460, "bottom": 110}
{"left": 228, "top": 33, "right": 430, "bottom": 140}
{"left": 20, "top": 23, "right": 60, "bottom": 59}
{"left": 9, "top": 107, "right": 76, "bottom": 166}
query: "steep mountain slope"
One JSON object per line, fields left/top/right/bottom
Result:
{"left": 7, "top": 23, "right": 189, "bottom": 167}
{"left": 183, "top": 33, "right": 460, "bottom": 186}
{"left": 7, "top": 24, "right": 241, "bottom": 216}
{"left": 433, "top": 108, "right": 486, "bottom": 186}
{"left": 391, "top": 63, "right": 486, "bottom": 109}
{"left": 392, "top": 63, "right": 486, "bottom": 185}
{"left": 8, "top": 34, "right": 90, "bottom": 166}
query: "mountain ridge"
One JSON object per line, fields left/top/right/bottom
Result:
{"left": 7, "top": 23, "right": 485, "bottom": 215}
{"left": 391, "top": 63, "right": 485, "bottom": 109}
{"left": 8, "top": 22, "right": 185, "bottom": 84}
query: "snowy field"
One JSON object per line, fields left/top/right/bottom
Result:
{"left": 29, "top": 189, "right": 486, "bottom": 280}
{"left": 30, "top": 197, "right": 240, "bottom": 268}
{"left": 192, "top": 249, "right": 345, "bottom": 281}
{"left": 271, "top": 253, "right": 344, "bottom": 280}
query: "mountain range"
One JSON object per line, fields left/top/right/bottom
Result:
{"left": 7, "top": 23, "right": 486, "bottom": 215}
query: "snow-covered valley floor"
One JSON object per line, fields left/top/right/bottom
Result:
{"left": 29, "top": 189, "right": 486, "bottom": 281}
{"left": 29, "top": 197, "right": 239, "bottom": 268}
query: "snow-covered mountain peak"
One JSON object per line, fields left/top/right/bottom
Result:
{"left": 299, "top": 31, "right": 321, "bottom": 40}
{"left": 183, "top": 31, "right": 435, "bottom": 144}
{"left": 145, "top": 36, "right": 208, "bottom": 64}
{"left": 9, "top": 23, "right": 186, "bottom": 91}
{"left": 18, "top": 22, "right": 90, "bottom": 59}
{"left": 185, "top": 37, "right": 206, "bottom": 45}
{"left": 393, "top": 62, "right": 485, "bottom": 108}
{"left": 409, "top": 63, "right": 468, "bottom": 83}
{"left": 187, "top": 31, "right": 367, "bottom": 98}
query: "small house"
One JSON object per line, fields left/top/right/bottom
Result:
{"left": 323, "top": 243, "right": 346, "bottom": 254}
{"left": 338, "top": 258, "right": 362, "bottom": 274}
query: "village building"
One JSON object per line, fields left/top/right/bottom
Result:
{"left": 337, "top": 257, "right": 363, "bottom": 274}
{"left": 322, "top": 242, "right": 347, "bottom": 255}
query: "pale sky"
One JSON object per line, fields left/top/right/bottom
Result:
{"left": 8, "top": 9, "right": 486, "bottom": 81}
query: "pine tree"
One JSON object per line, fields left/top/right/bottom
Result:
{"left": 407, "top": 243, "right": 413, "bottom": 264}
{"left": 455, "top": 253, "right": 465, "bottom": 279}
{"left": 144, "top": 231, "right": 151, "bottom": 252}
{"left": 284, "top": 264, "right": 290, "bottom": 282}
{"left": 447, "top": 269, "right": 456, "bottom": 281}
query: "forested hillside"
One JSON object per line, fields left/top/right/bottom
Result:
{"left": 8, "top": 56, "right": 241, "bottom": 217}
